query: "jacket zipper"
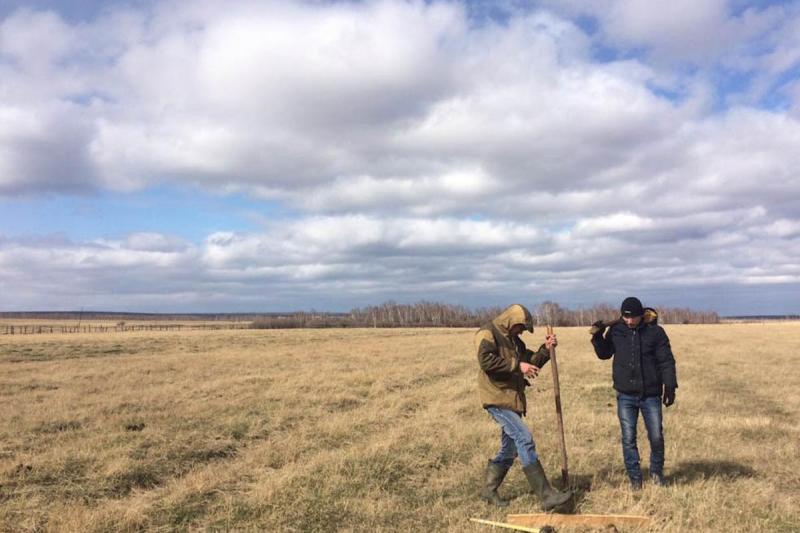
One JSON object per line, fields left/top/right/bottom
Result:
{"left": 633, "top": 328, "right": 645, "bottom": 395}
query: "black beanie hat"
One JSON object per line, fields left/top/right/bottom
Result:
{"left": 620, "top": 297, "right": 644, "bottom": 317}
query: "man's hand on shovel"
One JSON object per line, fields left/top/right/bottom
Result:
{"left": 545, "top": 332, "right": 558, "bottom": 349}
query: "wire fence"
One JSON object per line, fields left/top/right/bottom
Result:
{"left": 1, "top": 323, "right": 251, "bottom": 335}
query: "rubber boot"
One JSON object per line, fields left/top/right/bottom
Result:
{"left": 479, "top": 461, "right": 510, "bottom": 507}
{"left": 522, "top": 460, "right": 572, "bottom": 511}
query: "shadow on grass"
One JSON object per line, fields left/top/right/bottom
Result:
{"left": 559, "top": 470, "right": 609, "bottom": 513}
{"left": 670, "top": 460, "right": 756, "bottom": 483}
{"left": 562, "top": 472, "right": 595, "bottom": 493}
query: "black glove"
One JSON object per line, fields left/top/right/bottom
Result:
{"left": 589, "top": 320, "right": 606, "bottom": 336}
{"left": 662, "top": 387, "right": 676, "bottom": 407}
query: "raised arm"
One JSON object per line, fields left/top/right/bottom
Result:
{"left": 591, "top": 321, "right": 614, "bottom": 360}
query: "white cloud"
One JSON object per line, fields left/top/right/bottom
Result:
{"left": 0, "top": 1, "right": 799, "bottom": 313}
{"left": 0, "top": 102, "right": 97, "bottom": 194}
{"left": 573, "top": 213, "right": 654, "bottom": 235}
{"left": 2, "top": 206, "right": 797, "bottom": 312}
{"left": 541, "top": 0, "right": 790, "bottom": 68}
{"left": 602, "top": 0, "right": 733, "bottom": 62}
{"left": 2, "top": 0, "right": 797, "bottom": 210}
{"left": 762, "top": 218, "right": 800, "bottom": 238}
{"left": 124, "top": 232, "right": 189, "bottom": 252}
{"left": 0, "top": 8, "right": 76, "bottom": 69}
{"left": 0, "top": 1, "right": 676, "bottom": 199}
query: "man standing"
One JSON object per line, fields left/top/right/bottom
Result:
{"left": 476, "top": 304, "right": 572, "bottom": 509}
{"left": 591, "top": 297, "right": 678, "bottom": 489}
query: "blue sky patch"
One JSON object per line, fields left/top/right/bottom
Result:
{"left": 0, "top": 185, "right": 289, "bottom": 243}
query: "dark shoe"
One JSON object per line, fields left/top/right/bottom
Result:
{"left": 650, "top": 472, "right": 666, "bottom": 486}
{"left": 629, "top": 477, "right": 643, "bottom": 491}
{"left": 522, "top": 460, "right": 572, "bottom": 511}
{"left": 479, "top": 461, "right": 510, "bottom": 507}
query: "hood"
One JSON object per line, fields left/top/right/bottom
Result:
{"left": 492, "top": 304, "right": 534, "bottom": 336}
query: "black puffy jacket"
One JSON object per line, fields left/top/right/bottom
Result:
{"left": 592, "top": 321, "right": 677, "bottom": 396}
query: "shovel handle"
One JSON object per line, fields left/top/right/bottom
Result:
{"left": 547, "top": 325, "right": 569, "bottom": 486}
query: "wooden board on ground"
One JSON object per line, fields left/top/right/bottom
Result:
{"left": 469, "top": 518, "right": 542, "bottom": 532}
{"left": 507, "top": 513, "right": 652, "bottom": 529}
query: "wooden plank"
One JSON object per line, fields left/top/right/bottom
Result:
{"left": 507, "top": 513, "right": 652, "bottom": 528}
{"left": 469, "top": 518, "right": 541, "bottom": 532}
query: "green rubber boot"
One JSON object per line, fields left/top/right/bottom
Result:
{"left": 479, "top": 461, "right": 510, "bottom": 507}
{"left": 522, "top": 460, "right": 572, "bottom": 511}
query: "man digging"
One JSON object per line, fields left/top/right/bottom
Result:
{"left": 475, "top": 304, "right": 572, "bottom": 510}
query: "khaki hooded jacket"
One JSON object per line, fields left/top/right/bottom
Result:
{"left": 475, "top": 304, "right": 550, "bottom": 415}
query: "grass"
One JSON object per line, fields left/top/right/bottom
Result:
{"left": 1, "top": 324, "right": 799, "bottom": 532}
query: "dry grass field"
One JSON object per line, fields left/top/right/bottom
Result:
{"left": 1, "top": 323, "right": 799, "bottom": 532}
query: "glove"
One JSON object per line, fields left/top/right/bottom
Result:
{"left": 662, "top": 387, "right": 676, "bottom": 407}
{"left": 589, "top": 320, "right": 606, "bottom": 336}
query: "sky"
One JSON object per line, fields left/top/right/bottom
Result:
{"left": 1, "top": 0, "right": 799, "bottom": 315}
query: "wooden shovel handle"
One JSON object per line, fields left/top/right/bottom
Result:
{"left": 547, "top": 325, "right": 569, "bottom": 486}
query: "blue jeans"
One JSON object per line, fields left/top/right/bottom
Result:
{"left": 616, "top": 393, "right": 664, "bottom": 480}
{"left": 486, "top": 407, "right": 539, "bottom": 468}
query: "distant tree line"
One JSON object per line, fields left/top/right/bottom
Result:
{"left": 249, "top": 301, "right": 719, "bottom": 329}
{"left": 248, "top": 302, "right": 497, "bottom": 329}
{"left": 532, "top": 301, "right": 719, "bottom": 327}
{"left": 1, "top": 303, "right": 720, "bottom": 331}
